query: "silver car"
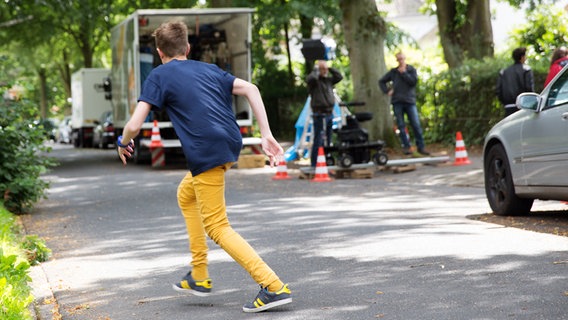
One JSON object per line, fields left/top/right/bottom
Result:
{"left": 483, "top": 66, "right": 568, "bottom": 216}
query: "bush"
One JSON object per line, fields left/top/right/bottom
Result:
{"left": 0, "top": 98, "right": 56, "bottom": 214}
{"left": 417, "top": 57, "right": 548, "bottom": 146}
{"left": 0, "top": 251, "right": 33, "bottom": 320}
{"left": 21, "top": 235, "right": 51, "bottom": 266}
{"left": 0, "top": 202, "right": 49, "bottom": 320}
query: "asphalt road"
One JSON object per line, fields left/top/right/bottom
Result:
{"left": 24, "top": 144, "right": 568, "bottom": 320}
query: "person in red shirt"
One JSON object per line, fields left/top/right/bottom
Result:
{"left": 544, "top": 46, "right": 568, "bottom": 87}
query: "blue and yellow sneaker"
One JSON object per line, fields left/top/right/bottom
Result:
{"left": 172, "top": 271, "right": 212, "bottom": 297}
{"left": 242, "top": 284, "right": 292, "bottom": 313}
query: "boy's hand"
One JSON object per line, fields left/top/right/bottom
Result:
{"left": 117, "top": 136, "right": 135, "bottom": 165}
{"left": 261, "top": 136, "right": 284, "bottom": 167}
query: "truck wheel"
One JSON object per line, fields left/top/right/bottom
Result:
{"left": 73, "top": 131, "right": 82, "bottom": 148}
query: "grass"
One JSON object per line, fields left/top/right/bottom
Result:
{"left": 0, "top": 201, "right": 51, "bottom": 320}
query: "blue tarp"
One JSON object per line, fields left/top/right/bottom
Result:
{"left": 284, "top": 97, "right": 342, "bottom": 162}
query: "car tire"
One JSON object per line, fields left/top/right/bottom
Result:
{"left": 484, "top": 143, "right": 533, "bottom": 216}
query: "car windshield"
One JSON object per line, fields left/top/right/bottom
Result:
{"left": 546, "top": 70, "right": 568, "bottom": 109}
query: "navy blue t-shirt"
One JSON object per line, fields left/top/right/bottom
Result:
{"left": 139, "top": 59, "right": 242, "bottom": 176}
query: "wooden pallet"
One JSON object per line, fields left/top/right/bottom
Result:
{"left": 390, "top": 164, "right": 417, "bottom": 173}
{"left": 334, "top": 168, "right": 375, "bottom": 179}
{"left": 298, "top": 171, "right": 315, "bottom": 180}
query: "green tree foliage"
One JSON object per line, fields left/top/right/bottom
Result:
{"left": 229, "top": 0, "right": 342, "bottom": 139}
{"left": 509, "top": 4, "right": 568, "bottom": 61}
{"left": 0, "top": 0, "right": 199, "bottom": 119}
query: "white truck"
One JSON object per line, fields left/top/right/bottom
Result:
{"left": 71, "top": 68, "right": 112, "bottom": 148}
{"left": 108, "top": 8, "right": 256, "bottom": 163}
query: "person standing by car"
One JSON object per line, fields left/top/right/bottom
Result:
{"left": 496, "top": 47, "right": 534, "bottom": 118}
{"left": 379, "top": 51, "right": 429, "bottom": 155}
{"left": 306, "top": 60, "right": 343, "bottom": 167}
{"left": 117, "top": 21, "right": 292, "bottom": 313}
{"left": 544, "top": 46, "right": 568, "bottom": 87}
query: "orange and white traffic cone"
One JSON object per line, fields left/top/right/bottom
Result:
{"left": 453, "top": 131, "right": 471, "bottom": 166}
{"left": 150, "top": 120, "right": 165, "bottom": 168}
{"left": 311, "top": 146, "right": 332, "bottom": 182}
{"left": 272, "top": 160, "right": 292, "bottom": 180}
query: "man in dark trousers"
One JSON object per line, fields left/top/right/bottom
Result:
{"left": 306, "top": 60, "right": 343, "bottom": 167}
{"left": 496, "top": 47, "right": 534, "bottom": 118}
{"left": 379, "top": 51, "right": 429, "bottom": 155}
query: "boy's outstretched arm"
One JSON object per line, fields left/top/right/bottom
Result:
{"left": 232, "top": 78, "right": 283, "bottom": 167}
{"left": 117, "top": 101, "right": 152, "bottom": 165}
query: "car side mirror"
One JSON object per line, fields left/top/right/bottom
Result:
{"left": 516, "top": 93, "right": 540, "bottom": 112}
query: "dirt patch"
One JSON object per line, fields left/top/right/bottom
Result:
{"left": 468, "top": 211, "right": 568, "bottom": 237}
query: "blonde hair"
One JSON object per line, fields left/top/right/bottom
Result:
{"left": 152, "top": 20, "right": 188, "bottom": 58}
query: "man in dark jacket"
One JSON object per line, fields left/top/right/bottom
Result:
{"left": 306, "top": 60, "right": 343, "bottom": 167}
{"left": 496, "top": 47, "right": 534, "bottom": 118}
{"left": 379, "top": 52, "right": 429, "bottom": 155}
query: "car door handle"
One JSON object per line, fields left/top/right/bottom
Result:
{"left": 563, "top": 112, "right": 568, "bottom": 120}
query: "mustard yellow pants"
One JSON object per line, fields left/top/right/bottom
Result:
{"left": 177, "top": 163, "right": 283, "bottom": 291}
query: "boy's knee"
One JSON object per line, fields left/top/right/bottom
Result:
{"left": 204, "top": 222, "right": 232, "bottom": 244}
{"left": 177, "top": 187, "right": 195, "bottom": 207}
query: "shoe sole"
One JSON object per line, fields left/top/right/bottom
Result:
{"left": 242, "top": 297, "right": 292, "bottom": 313}
{"left": 172, "top": 284, "right": 212, "bottom": 297}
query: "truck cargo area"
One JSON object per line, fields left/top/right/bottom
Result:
{"left": 110, "top": 8, "right": 255, "bottom": 164}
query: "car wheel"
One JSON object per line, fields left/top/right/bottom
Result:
{"left": 484, "top": 144, "right": 533, "bottom": 216}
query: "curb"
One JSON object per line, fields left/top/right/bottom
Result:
{"left": 29, "top": 264, "right": 59, "bottom": 320}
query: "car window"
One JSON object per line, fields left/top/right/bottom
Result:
{"left": 545, "top": 70, "right": 568, "bottom": 109}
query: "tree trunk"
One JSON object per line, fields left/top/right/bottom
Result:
{"left": 436, "top": 0, "right": 493, "bottom": 68}
{"left": 38, "top": 67, "right": 48, "bottom": 119}
{"left": 435, "top": 0, "right": 463, "bottom": 68}
{"left": 283, "top": 21, "right": 294, "bottom": 87}
{"left": 339, "top": 0, "right": 394, "bottom": 143}
{"left": 81, "top": 35, "right": 93, "bottom": 68}
{"left": 464, "top": 0, "right": 494, "bottom": 60}
{"left": 59, "top": 49, "right": 72, "bottom": 114}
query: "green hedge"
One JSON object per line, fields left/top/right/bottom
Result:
{"left": 417, "top": 57, "right": 548, "bottom": 146}
{"left": 0, "top": 98, "right": 56, "bottom": 214}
